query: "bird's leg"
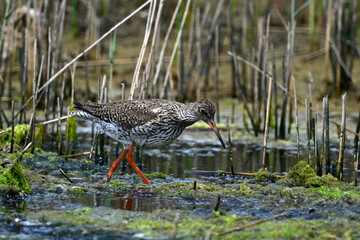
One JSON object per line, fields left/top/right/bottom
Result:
{"left": 126, "top": 142, "right": 152, "bottom": 185}
{"left": 107, "top": 148, "right": 128, "bottom": 181}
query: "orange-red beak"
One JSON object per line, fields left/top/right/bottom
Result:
{"left": 208, "top": 119, "right": 226, "bottom": 148}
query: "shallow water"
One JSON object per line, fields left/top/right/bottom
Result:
{"left": 1, "top": 121, "right": 359, "bottom": 239}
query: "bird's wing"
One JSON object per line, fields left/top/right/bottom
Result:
{"left": 75, "top": 100, "right": 164, "bottom": 130}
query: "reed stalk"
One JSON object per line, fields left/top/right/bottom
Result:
{"left": 337, "top": 93, "right": 346, "bottom": 180}
{"left": 215, "top": 25, "right": 220, "bottom": 123}
{"left": 262, "top": 78, "right": 272, "bottom": 169}
{"left": 57, "top": 97, "right": 62, "bottom": 154}
{"left": 306, "top": 98, "right": 312, "bottom": 165}
{"left": 226, "top": 116, "right": 234, "bottom": 175}
{"left": 152, "top": 0, "right": 182, "bottom": 97}
{"left": 10, "top": 100, "right": 14, "bottom": 153}
{"left": 160, "top": 0, "right": 191, "bottom": 99}
{"left": 355, "top": 142, "right": 359, "bottom": 187}
{"left": 109, "top": 30, "right": 117, "bottom": 101}
{"left": 271, "top": 44, "right": 278, "bottom": 139}
{"left": 292, "top": 77, "right": 300, "bottom": 161}
{"left": 129, "top": 0, "right": 157, "bottom": 100}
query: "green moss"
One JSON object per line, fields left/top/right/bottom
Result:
{"left": 314, "top": 186, "right": 360, "bottom": 199}
{"left": 255, "top": 168, "right": 270, "bottom": 181}
{"left": 0, "top": 124, "right": 29, "bottom": 147}
{"left": 282, "top": 187, "right": 293, "bottom": 197}
{"left": 279, "top": 161, "right": 321, "bottom": 187}
{"left": 0, "top": 162, "right": 31, "bottom": 193}
{"left": 238, "top": 182, "right": 252, "bottom": 195}
{"left": 109, "top": 180, "right": 127, "bottom": 190}
{"left": 144, "top": 172, "right": 167, "bottom": 179}
{"left": 71, "top": 186, "right": 87, "bottom": 193}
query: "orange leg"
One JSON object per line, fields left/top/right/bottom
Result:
{"left": 126, "top": 142, "right": 152, "bottom": 185}
{"left": 107, "top": 148, "right": 128, "bottom": 181}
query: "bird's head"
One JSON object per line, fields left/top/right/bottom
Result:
{"left": 192, "top": 99, "right": 226, "bottom": 148}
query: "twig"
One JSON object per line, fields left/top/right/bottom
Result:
{"left": 10, "top": 142, "right": 33, "bottom": 170}
{"left": 218, "top": 212, "right": 288, "bottom": 236}
{"left": 59, "top": 168, "right": 73, "bottom": 184}
{"left": 63, "top": 152, "right": 92, "bottom": 159}
{"left": 186, "top": 170, "right": 256, "bottom": 177}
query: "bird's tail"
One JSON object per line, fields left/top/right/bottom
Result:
{"left": 69, "top": 101, "right": 102, "bottom": 121}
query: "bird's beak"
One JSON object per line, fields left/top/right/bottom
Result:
{"left": 208, "top": 119, "right": 226, "bottom": 148}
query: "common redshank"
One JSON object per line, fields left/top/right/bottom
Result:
{"left": 70, "top": 98, "right": 225, "bottom": 185}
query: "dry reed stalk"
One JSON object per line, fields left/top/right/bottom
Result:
{"left": 355, "top": 143, "right": 359, "bottom": 187}
{"left": 308, "top": 72, "right": 313, "bottom": 136}
{"left": 262, "top": 77, "right": 272, "bottom": 169}
{"left": 337, "top": 93, "right": 346, "bottom": 180}
{"left": 57, "top": 97, "right": 62, "bottom": 154}
{"left": 320, "top": 97, "right": 325, "bottom": 175}
{"left": 37, "top": 116, "right": 70, "bottom": 127}
{"left": 241, "top": 0, "right": 248, "bottom": 94}
{"left": 324, "top": 0, "right": 332, "bottom": 82}
{"left": 65, "top": 107, "right": 70, "bottom": 154}
{"left": 152, "top": 0, "right": 182, "bottom": 97}
{"left": 306, "top": 98, "right": 312, "bottom": 165}
{"left": 226, "top": 116, "right": 234, "bottom": 175}
{"left": 160, "top": 0, "right": 191, "bottom": 99}
{"left": 250, "top": 46, "right": 255, "bottom": 113}
{"left": 194, "top": 7, "right": 202, "bottom": 100}
{"left": 262, "top": 13, "right": 271, "bottom": 131}
{"left": 10, "top": 100, "right": 14, "bottom": 153}
{"left": 20, "top": 28, "right": 29, "bottom": 124}
{"left": 292, "top": 77, "right": 300, "bottom": 161}
{"left": 255, "top": 30, "right": 263, "bottom": 133}
{"left": 143, "top": 0, "right": 164, "bottom": 98}
{"left": 314, "top": 113, "right": 321, "bottom": 175}
{"left": 335, "top": 4, "right": 342, "bottom": 96}
{"left": 30, "top": 39, "right": 37, "bottom": 152}
{"left": 271, "top": 44, "right": 278, "bottom": 140}
{"left": 129, "top": 0, "right": 157, "bottom": 100}
{"left": 215, "top": 25, "right": 220, "bottom": 123}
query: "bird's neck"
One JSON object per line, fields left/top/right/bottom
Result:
{"left": 179, "top": 105, "right": 199, "bottom": 126}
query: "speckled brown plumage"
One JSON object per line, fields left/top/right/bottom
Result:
{"left": 70, "top": 98, "right": 225, "bottom": 148}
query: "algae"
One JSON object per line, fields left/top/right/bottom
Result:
{"left": 0, "top": 124, "right": 29, "bottom": 151}
{"left": 0, "top": 162, "right": 31, "bottom": 194}
{"left": 279, "top": 161, "right": 321, "bottom": 187}
{"left": 144, "top": 171, "right": 167, "bottom": 179}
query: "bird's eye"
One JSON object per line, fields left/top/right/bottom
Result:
{"left": 200, "top": 108, "right": 207, "bottom": 115}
